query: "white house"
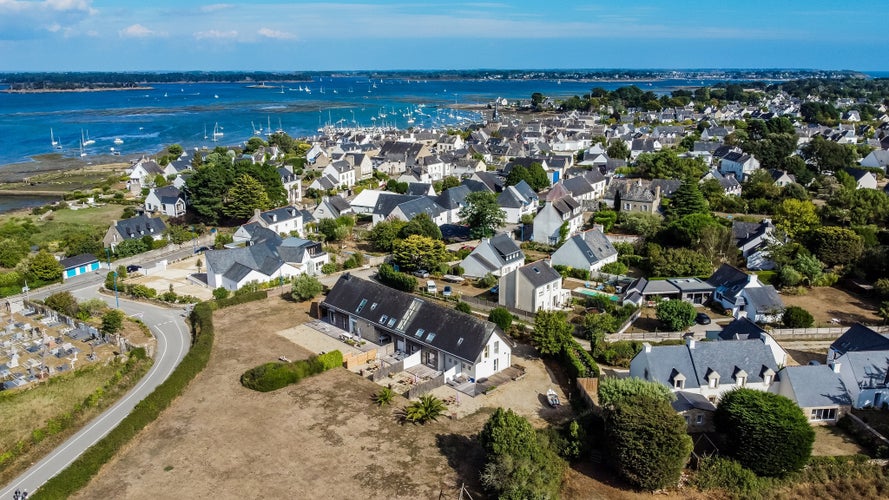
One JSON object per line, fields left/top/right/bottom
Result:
{"left": 770, "top": 363, "right": 852, "bottom": 425}
{"left": 103, "top": 215, "right": 167, "bottom": 251}
{"left": 461, "top": 233, "right": 525, "bottom": 278}
{"left": 707, "top": 264, "right": 784, "bottom": 323}
{"left": 719, "top": 151, "right": 760, "bottom": 182}
{"left": 321, "top": 160, "right": 357, "bottom": 188}
{"left": 550, "top": 228, "right": 618, "bottom": 274}
{"left": 499, "top": 260, "right": 570, "bottom": 314}
{"left": 248, "top": 206, "right": 304, "bottom": 237}
{"left": 630, "top": 337, "right": 779, "bottom": 406}
{"left": 846, "top": 168, "right": 878, "bottom": 190}
{"left": 321, "top": 274, "right": 513, "bottom": 382}
{"left": 497, "top": 181, "right": 538, "bottom": 224}
{"left": 860, "top": 150, "right": 889, "bottom": 171}
{"left": 532, "top": 194, "right": 582, "bottom": 245}
{"left": 144, "top": 186, "right": 186, "bottom": 217}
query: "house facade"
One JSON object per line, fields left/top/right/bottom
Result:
{"left": 630, "top": 337, "right": 778, "bottom": 405}
{"left": 59, "top": 253, "right": 101, "bottom": 281}
{"left": 103, "top": 215, "right": 167, "bottom": 251}
{"left": 320, "top": 274, "right": 512, "bottom": 381}
{"left": 144, "top": 186, "right": 186, "bottom": 217}
{"left": 248, "top": 206, "right": 304, "bottom": 237}
{"left": 770, "top": 363, "right": 852, "bottom": 425}
{"left": 532, "top": 195, "right": 582, "bottom": 245}
{"left": 499, "top": 260, "right": 570, "bottom": 314}
{"left": 707, "top": 264, "right": 784, "bottom": 323}
{"left": 550, "top": 228, "right": 618, "bottom": 274}
{"left": 460, "top": 233, "right": 525, "bottom": 278}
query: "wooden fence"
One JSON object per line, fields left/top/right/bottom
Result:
{"left": 342, "top": 349, "right": 377, "bottom": 370}
{"left": 405, "top": 372, "right": 446, "bottom": 399}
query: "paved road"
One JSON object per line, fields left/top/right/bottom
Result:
{"left": 0, "top": 279, "right": 191, "bottom": 498}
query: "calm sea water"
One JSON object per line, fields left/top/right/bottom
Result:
{"left": 0, "top": 194, "right": 60, "bottom": 214}
{"left": 0, "top": 76, "right": 733, "bottom": 167}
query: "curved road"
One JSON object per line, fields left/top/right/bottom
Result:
{"left": 0, "top": 280, "right": 191, "bottom": 497}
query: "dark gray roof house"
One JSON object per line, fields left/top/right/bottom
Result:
{"left": 829, "top": 324, "right": 889, "bottom": 360}
{"left": 103, "top": 215, "right": 167, "bottom": 250}
{"left": 320, "top": 274, "right": 512, "bottom": 380}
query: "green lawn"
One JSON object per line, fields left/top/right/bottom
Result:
{"left": 0, "top": 205, "right": 124, "bottom": 250}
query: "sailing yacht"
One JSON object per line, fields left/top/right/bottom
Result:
{"left": 79, "top": 131, "right": 87, "bottom": 157}
{"left": 50, "top": 129, "right": 61, "bottom": 149}
{"left": 82, "top": 130, "right": 95, "bottom": 146}
{"left": 212, "top": 123, "right": 224, "bottom": 142}
{"left": 113, "top": 137, "right": 124, "bottom": 145}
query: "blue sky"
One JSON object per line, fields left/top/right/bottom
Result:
{"left": 0, "top": 0, "right": 885, "bottom": 72}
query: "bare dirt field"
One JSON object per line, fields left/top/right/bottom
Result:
{"left": 781, "top": 286, "right": 882, "bottom": 326}
{"left": 127, "top": 255, "right": 214, "bottom": 301}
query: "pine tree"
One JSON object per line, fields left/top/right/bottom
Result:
{"left": 668, "top": 179, "right": 709, "bottom": 218}
{"left": 224, "top": 174, "right": 270, "bottom": 220}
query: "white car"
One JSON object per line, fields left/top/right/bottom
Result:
{"left": 426, "top": 280, "right": 437, "bottom": 293}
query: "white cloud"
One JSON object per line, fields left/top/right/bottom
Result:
{"left": 257, "top": 27, "right": 295, "bottom": 40}
{"left": 119, "top": 24, "right": 156, "bottom": 38}
{"left": 200, "top": 3, "right": 233, "bottom": 13}
{"left": 194, "top": 29, "right": 238, "bottom": 40}
{"left": 0, "top": 0, "right": 94, "bottom": 40}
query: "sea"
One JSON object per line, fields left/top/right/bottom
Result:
{"left": 0, "top": 72, "right": 882, "bottom": 212}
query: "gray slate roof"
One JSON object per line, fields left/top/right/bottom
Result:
{"left": 114, "top": 215, "right": 167, "bottom": 240}
{"left": 518, "top": 260, "right": 561, "bottom": 287}
{"left": 777, "top": 365, "right": 852, "bottom": 408}
{"left": 831, "top": 324, "right": 889, "bottom": 357}
{"left": 641, "top": 339, "right": 778, "bottom": 390}
{"left": 322, "top": 274, "right": 501, "bottom": 363}
{"left": 59, "top": 253, "right": 99, "bottom": 269}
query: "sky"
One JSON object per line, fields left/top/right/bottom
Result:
{"left": 0, "top": 0, "right": 886, "bottom": 72}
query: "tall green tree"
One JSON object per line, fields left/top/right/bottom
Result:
{"left": 532, "top": 310, "right": 573, "bottom": 355}
{"left": 399, "top": 213, "right": 442, "bottom": 240}
{"left": 605, "top": 393, "right": 692, "bottom": 491}
{"left": 391, "top": 235, "right": 449, "bottom": 272}
{"left": 668, "top": 180, "right": 709, "bottom": 219}
{"left": 506, "top": 163, "right": 549, "bottom": 191}
{"left": 716, "top": 388, "right": 814, "bottom": 477}
{"left": 479, "top": 408, "right": 566, "bottom": 500}
{"left": 774, "top": 199, "right": 819, "bottom": 239}
{"left": 224, "top": 174, "right": 270, "bottom": 220}
{"left": 459, "top": 191, "right": 506, "bottom": 239}
{"left": 27, "top": 250, "right": 63, "bottom": 282}
{"left": 367, "top": 219, "right": 408, "bottom": 252}
{"left": 598, "top": 377, "right": 674, "bottom": 407}
{"left": 101, "top": 309, "right": 125, "bottom": 336}
{"left": 808, "top": 226, "right": 864, "bottom": 267}
{"left": 606, "top": 140, "right": 631, "bottom": 161}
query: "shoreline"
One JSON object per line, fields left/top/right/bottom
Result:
{"left": 2, "top": 86, "right": 154, "bottom": 94}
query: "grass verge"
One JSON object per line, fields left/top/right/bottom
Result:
{"left": 0, "top": 350, "right": 152, "bottom": 486}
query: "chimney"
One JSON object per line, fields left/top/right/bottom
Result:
{"left": 654, "top": 185, "right": 661, "bottom": 199}
{"left": 254, "top": 208, "right": 261, "bottom": 219}
{"left": 643, "top": 342, "right": 651, "bottom": 353}
{"left": 686, "top": 337, "right": 696, "bottom": 349}
{"left": 830, "top": 362, "right": 841, "bottom": 374}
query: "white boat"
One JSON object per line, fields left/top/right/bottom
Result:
{"left": 214, "top": 94, "right": 219, "bottom": 99}
{"left": 50, "top": 128, "right": 62, "bottom": 149}
{"left": 82, "top": 130, "right": 95, "bottom": 147}
{"left": 212, "top": 122, "right": 224, "bottom": 141}
{"left": 113, "top": 137, "right": 124, "bottom": 145}
{"left": 546, "top": 388, "right": 561, "bottom": 408}
{"left": 110, "top": 147, "right": 120, "bottom": 156}
{"left": 79, "top": 131, "right": 87, "bottom": 157}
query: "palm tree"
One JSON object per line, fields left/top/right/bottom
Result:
{"left": 403, "top": 394, "right": 447, "bottom": 424}
{"left": 374, "top": 387, "right": 394, "bottom": 407}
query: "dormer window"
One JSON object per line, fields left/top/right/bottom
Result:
{"left": 762, "top": 367, "right": 775, "bottom": 385}
{"left": 673, "top": 372, "right": 686, "bottom": 389}
{"left": 707, "top": 370, "right": 720, "bottom": 389}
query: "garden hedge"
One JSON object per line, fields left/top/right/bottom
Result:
{"left": 240, "top": 351, "right": 343, "bottom": 392}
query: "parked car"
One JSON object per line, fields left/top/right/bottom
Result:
{"left": 413, "top": 269, "right": 430, "bottom": 278}
{"left": 695, "top": 312, "right": 711, "bottom": 325}
{"left": 194, "top": 246, "right": 210, "bottom": 254}
{"left": 489, "top": 285, "right": 499, "bottom": 295}
{"left": 426, "top": 280, "right": 437, "bottom": 294}
{"left": 443, "top": 286, "right": 452, "bottom": 297}
{"left": 125, "top": 265, "right": 142, "bottom": 273}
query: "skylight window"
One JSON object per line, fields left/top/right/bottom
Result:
{"left": 415, "top": 328, "right": 425, "bottom": 338}
{"left": 380, "top": 315, "right": 388, "bottom": 324}
{"left": 457, "top": 337, "right": 464, "bottom": 346}
{"left": 370, "top": 302, "right": 378, "bottom": 311}
{"left": 426, "top": 332, "right": 436, "bottom": 341}
{"left": 387, "top": 317, "right": 397, "bottom": 327}
{"left": 356, "top": 299, "right": 368, "bottom": 313}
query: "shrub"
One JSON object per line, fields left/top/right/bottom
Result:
{"left": 455, "top": 301, "right": 472, "bottom": 314}
{"left": 212, "top": 287, "right": 230, "bottom": 300}
{"left": 476, "top": 272, "right": 498, "bottom": 288}
{"left": 782, "top": 306, "right": 814, "bottom": 328}
{"left": 656, "top": 299, "right": 696, "bottom": 331}
{"left": 44, "top": 291, "right": 79, "bottom": 317}
{"left": 240, "top": 351, "right": 343, "bottom": 392}
{"left": 479, "top": 408, "right": 565, "bottom": 499}
{"left": 291, "top": 274, "right": 323, "bottom": 302}
{"left": 488, "top": 307, "right": 513, "bottom": 331}
{"left": 377, "top": 263, "right": 417, "bottom": 292}
{"left": 715, "top": 388, "right": 814, "bottom": 477}
{"left": 692, "top": 457, "right": 764, "bottom": 497}
{"left": 600, "top": 261, "right": 628, "bottom": 276}
{"left": 374, "top": 387, "right": 394, "bottom": 407}
{"left": 403, "top": 394, "right": 447, "bottom": 424}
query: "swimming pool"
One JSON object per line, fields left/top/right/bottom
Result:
{"left": 573, "top": 287, "right": 620, "bottom": 301}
